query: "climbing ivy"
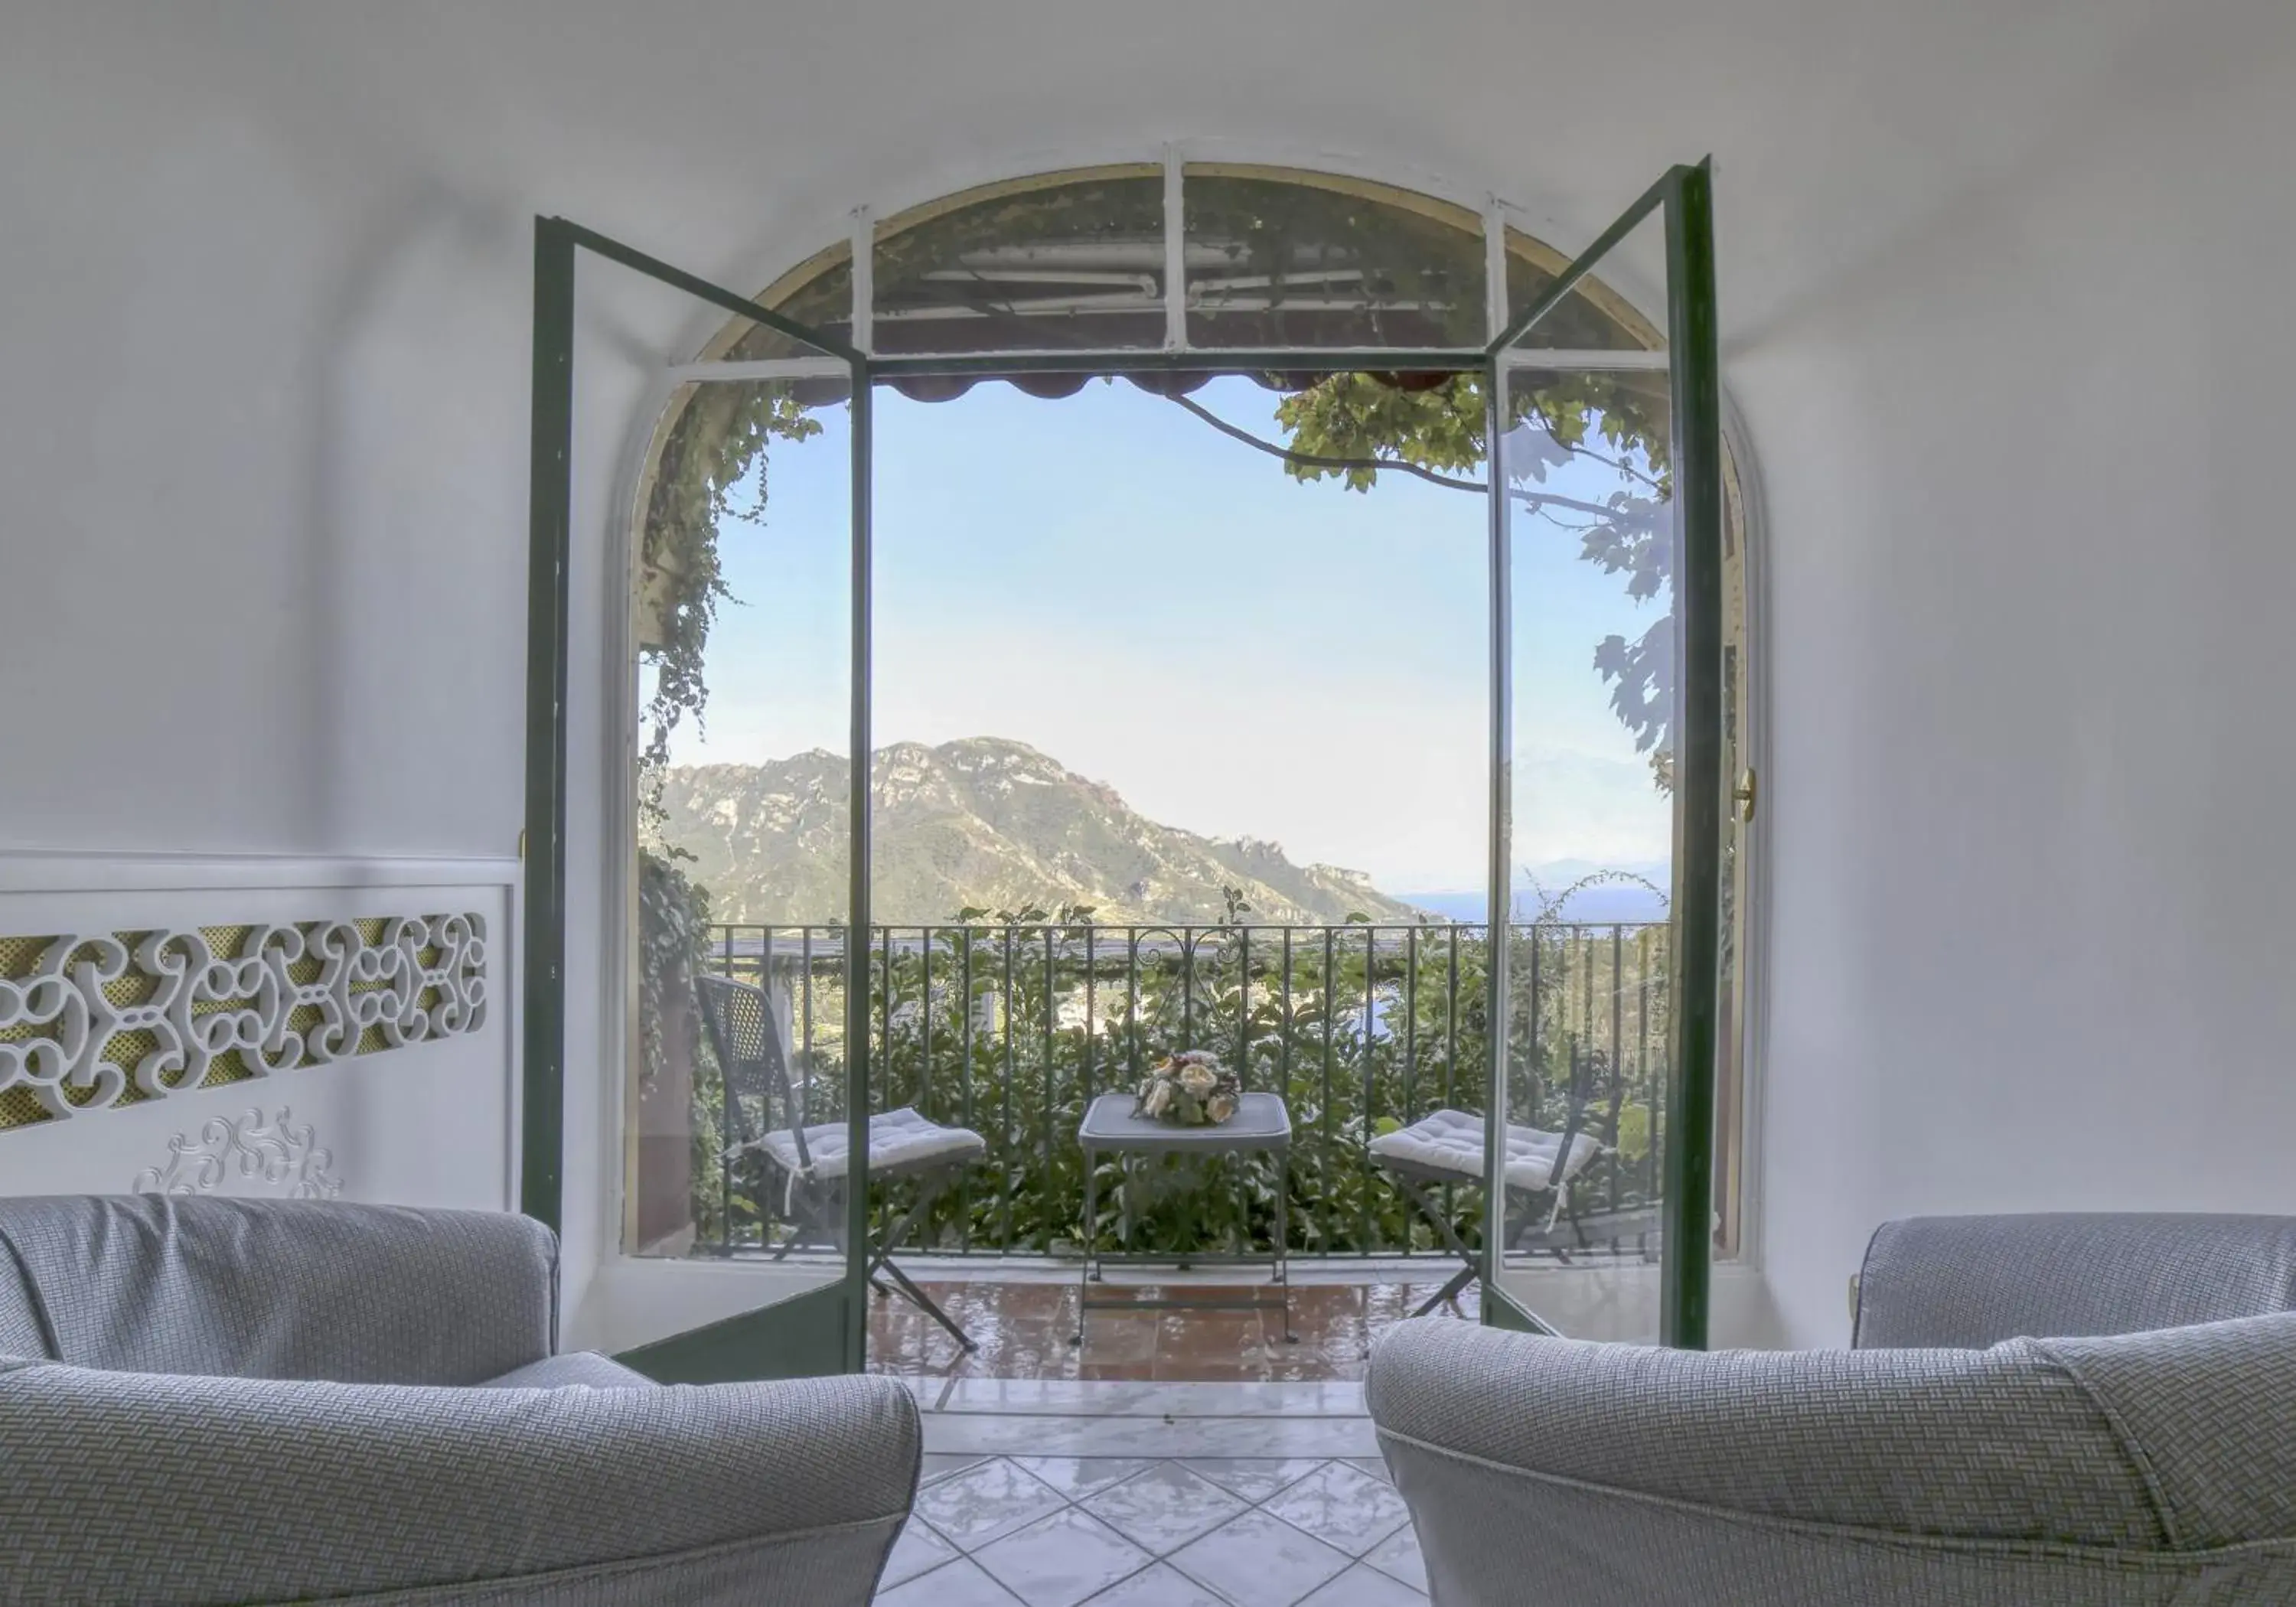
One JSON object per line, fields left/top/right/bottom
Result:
{"left": 634, "top": 380, "right": 819, "bottom": 1087}
{"left": 638, "top": 380, "right": 820, "bottom": 778}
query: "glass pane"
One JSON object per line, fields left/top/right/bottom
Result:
{"left": 872, "top": 167, "right": 1166, "bottom": 356}
{"left": 1504, "top": 222, "right": 1664, "bottom": 351}
{"left": 627, "top": 358, "right": 855, "bottom": 1268}
{"left": 1495, "top": 357, "right": 1676, "bottom": 1341}
{"left": 722, "top": 245, "right": 855, "bottom": 362}
{"left": 855, "top": 372, "right": 1489, "bottom": 1325}
{"left": 1186, "top": 165, "right": 1486, "bottom": 349}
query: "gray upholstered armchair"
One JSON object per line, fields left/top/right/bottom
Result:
{"left": 0, "top": 1195, "right": 919, "bottom": 1607}
{"left": 1368, "top": 1214, "right": 2296, "bottom": 1606}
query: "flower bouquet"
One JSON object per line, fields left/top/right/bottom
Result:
{"left": 1133, "top": 1050, "right": 1241, "bottom": 1126}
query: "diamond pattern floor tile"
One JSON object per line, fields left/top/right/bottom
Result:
{"left": 1362, "top": 1523, "right": 1427, "bottom": 1592}
{"left": 972, "top": 1507, "right": 1156, "bottom": 1607}
{"left": 1168, "top": 1508, "right": 1351, "bottom": 1607}
{"left": 879, "top": 1436, "right": 1420, "bottom": 1607}
{"left": 1079, "top": 1561, "right": 1229, "bottom": 1605}
{"left": 1258, "top": 1462, "right": 1411, "bottom": 1556}
{"left": 1079, "top": 1462, "right": 1247, "bottom": 1554}
{"left": 924, "top": 1452, "right": 993, "bottom": 1485}
{"left": 1012, "top": 1456, "right": 1159, "bottom": 1498}
{"left": 1296, "top": 1563, "right": 1427, "bottom": 1605}
{"left": 882, "top": 1520, "right": 962, "bottom": 1589}
{"left": 875, "top": 1557, "right": 1026, "bottom": 1605}
{"left": 916, "top": 1459, "right": 1067, "bottom": 1548}
{"left": 1179, "top": 1456, "right": 1332, "bottom": 1502}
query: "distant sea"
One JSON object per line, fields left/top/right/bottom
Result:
{"left": 1397, "top": 869, "right": 1671, "bottom": 926}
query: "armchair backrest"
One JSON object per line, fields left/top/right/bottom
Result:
{"left": 695, "top": 972, "right": 805, "bottom": 1165}
{"left": 0, "top": 1195, "right": 556, "bottom": 1382}
{"left": 1854, "top": 1212, "right": 2296, "bottom": 1348}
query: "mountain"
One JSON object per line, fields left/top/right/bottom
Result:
{"left": 653, "top": 738, "right": 1427, "bottom": 926}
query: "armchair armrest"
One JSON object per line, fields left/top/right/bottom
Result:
{"left": 0, "top": 1195, "right": 556, "bottom": 1382}
{"left": 0, "top": 1363, "right": 920, "bottom": 1607}
{"left": 1854, "top": 1213, "right": 2296, "bottom": 1348}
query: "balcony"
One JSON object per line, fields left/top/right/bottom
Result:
{"left": 638, "top": 920, "right": 1671, "bottom": 1282}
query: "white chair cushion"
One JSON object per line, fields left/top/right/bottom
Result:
{"left": 756, "top": 1107, "right": 986, "bottom": 1181}
{"left": 1368, "top": 1107, "right": 1602, "bottom": 1191}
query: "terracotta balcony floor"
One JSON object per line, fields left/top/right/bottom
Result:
{"left": 867, "top": 1276, "right": 1480, "bottom": 1382}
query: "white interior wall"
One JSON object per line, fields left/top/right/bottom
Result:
{"left": 5, "top": 0, "right": 2291, "bottom": 1349}
{"left": 1740, "top": 24, "right": 2296, "bottom": 1346}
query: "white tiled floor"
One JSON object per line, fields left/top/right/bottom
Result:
{"left": 1078, "top": 1462, "right": 1247, "bottom": 1553}
{"left": 877, "top": 1382, "right": 1427, "bottom": 1607}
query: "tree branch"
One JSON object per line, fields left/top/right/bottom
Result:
{"left": 1163, "top": 391, "right": 1652, "bottom": 526}
{"left": 1165, "top": 391, "right": 1484, "bottom": 491}
{"left": 1519, "top": 396, "right": 1668, "bottom": 494}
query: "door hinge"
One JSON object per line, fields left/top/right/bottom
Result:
{"left": 1733, "top": 766, "right": 1758, "bottom": 824}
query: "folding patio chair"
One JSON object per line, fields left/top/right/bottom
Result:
{"left": 696, "top": 972, "right": 986, "bottom": 1350}
{"left": 1368, "top": 1042, "right": 1648, "bottom": 1317}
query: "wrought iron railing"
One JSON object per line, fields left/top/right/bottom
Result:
{"left": 686, "top": 921, "right": 1668, "bottom": 1260}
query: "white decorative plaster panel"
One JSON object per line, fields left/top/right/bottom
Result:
{"left": 0, "top": 914, "right": 486, "bottom": 1129}
{"left": 132, "top": 1106, "right": 343, "bottom": 1199}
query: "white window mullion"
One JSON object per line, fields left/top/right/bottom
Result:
{"left": 663, "top": 357, "right": 856, "bottom": 385}
{"left": 1500, "top": 348, "right": 1671, "bottom": 371}
{"left": 1163, "top": 145, "right": 1186, "bottom": 352}
{"left": 1484, "top": 194, "right": 1508, "bottom": 348}
{"left": 850, "top": 205, "right": 873, "bottom": 357}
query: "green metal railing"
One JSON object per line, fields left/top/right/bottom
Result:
{"left": 690, "top": 920, "right": 1668, "bottom": 1261}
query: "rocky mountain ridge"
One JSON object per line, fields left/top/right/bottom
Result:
{"left": 653, "top": 738, "right": 1424, "bottom": 926}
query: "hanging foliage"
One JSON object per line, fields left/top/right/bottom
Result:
{"left": 638, "top": 380, "right": 821, "bottom": 777}
{"left": 634, "top": 380, "right": 820, "bottom": 1087}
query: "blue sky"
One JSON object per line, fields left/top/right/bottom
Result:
{"left": 664, "top": 376, "right": 1671, "bottom": 893}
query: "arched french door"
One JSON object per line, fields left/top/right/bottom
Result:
{"left": 525, "top": 158, "right": 1734, "bottom": 1376}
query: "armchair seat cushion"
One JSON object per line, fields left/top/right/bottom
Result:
{"left": 1367, "top": 1107, "right": 1601, "bottom": 1191}
{"left": 481, "top": 1351, "right": 654, "bottom": 1389}
{"left": 754, "top": 1106, "right": 986, "bottom": 1181}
